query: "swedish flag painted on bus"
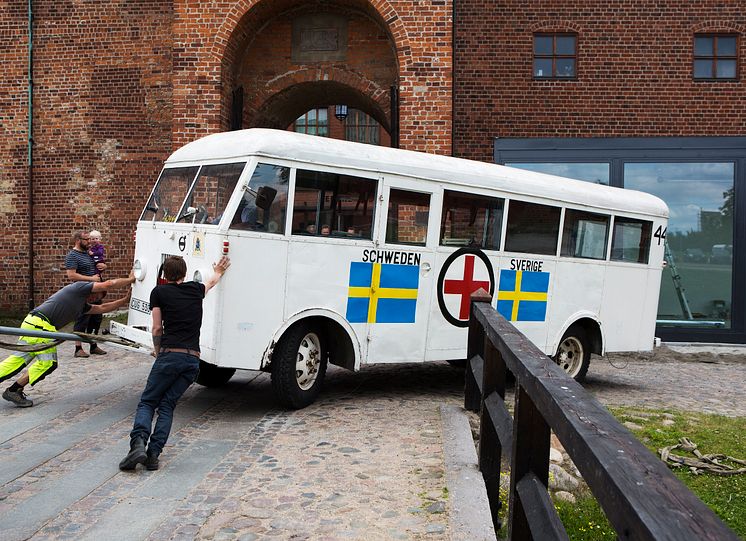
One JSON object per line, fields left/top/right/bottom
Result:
{"left": 496, "top": 270, "right": 550, "bottom": 322}
{"left": 346, "top": 262, "right": 419, "bottom": 323}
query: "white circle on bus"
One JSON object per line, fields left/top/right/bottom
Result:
{"left": 436, "top": 247, "right": 495, "bottom": 327}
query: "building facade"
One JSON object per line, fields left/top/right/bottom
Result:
{"left": 0, "top": 0, "right": 744, "bottom": 342}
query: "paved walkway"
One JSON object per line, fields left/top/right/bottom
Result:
{"left": 0, "top": 343, "right": 744, "bottom": 540}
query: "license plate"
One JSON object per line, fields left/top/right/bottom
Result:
{"left": 130, "top": 297, "right": 151, "bottom": 314}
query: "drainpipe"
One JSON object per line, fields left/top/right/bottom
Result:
{"left": 27, "top": 0, "right": 34, "bottom": 310}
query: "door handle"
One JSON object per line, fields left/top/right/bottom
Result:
{"left": 421, "top": 262, "right": 431, "bottom": 273}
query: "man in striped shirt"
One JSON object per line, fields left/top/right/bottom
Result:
{"left": 65, "top": 231, "right": 107, "bottom": 357}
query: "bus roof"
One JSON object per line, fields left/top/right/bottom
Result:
{"left": 167, "top": 129, "right": 669, "bottom": 218}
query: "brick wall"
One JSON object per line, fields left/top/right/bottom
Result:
{"left": 1, "top": 0, "right": 453, "bottom": 311}
{"left": 0, "top": 1, "right": 173, "bottom": 312}
{"left": 454, "top": 0, "right": 746, "bottom": 162}
{"left": 0, "top": 2, "right": 30, "bottom": 310}
{"left": 8, "top": 1, "right": 743, "bottom": 312}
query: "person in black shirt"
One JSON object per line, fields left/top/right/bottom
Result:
{"left": 119, "top": 255, "right": 230, "bottom": 471}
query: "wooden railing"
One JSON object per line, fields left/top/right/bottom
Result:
{"left": 464, "top": 291, "right": 739, "bottom": 541}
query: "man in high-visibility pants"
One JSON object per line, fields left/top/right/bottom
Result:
{"left": 0, "top": 272, "right": 135, "bottom": 407}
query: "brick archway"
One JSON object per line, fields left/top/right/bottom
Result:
{"left": 171, "top": 0, "right": 452, "bottom": 154}
{"left": 246, "top": 70, "right": 391, "bottom": 132}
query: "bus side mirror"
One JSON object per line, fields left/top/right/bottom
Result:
{"left": 255, "top": 186, "right": 277, "bottom": 210}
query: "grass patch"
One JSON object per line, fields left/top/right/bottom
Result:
{"left": 496, "top": 407, "right": 746, "bottom": 540}
{"left": 556, "top": 408, "right": 746, "bottom": 539}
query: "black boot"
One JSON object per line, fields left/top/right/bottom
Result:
{"left": 118, "top": 437, "right": 147, "bottom": 471}
{"left": 145, "top": 449, "right": 160, "bottom": 471}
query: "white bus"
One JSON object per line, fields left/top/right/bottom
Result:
{"left": 112, "top": 129, "right": 669, "bottom": 408}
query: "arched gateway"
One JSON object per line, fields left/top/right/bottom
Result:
{"left": 171, "top": 0, "right": 452, "bottom": 153}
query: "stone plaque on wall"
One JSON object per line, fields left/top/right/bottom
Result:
{"left": 292, "top": 13, "right": 348, "bottom": 63}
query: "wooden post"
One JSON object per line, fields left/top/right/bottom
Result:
{"left": 465, "top": 288, "right": 493, "bottom": 411}
{"left": 479, "top": 340, "right": 506, "bottom": 527}
{"left": 508, "top": 386, "right": 551, "bottom": 540}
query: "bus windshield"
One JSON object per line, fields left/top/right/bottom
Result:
{"left": 140, "top": 166, "right": 199, "bottom": 222}
{"left": 178, "top": 162, "right": 246, "bottom": 224}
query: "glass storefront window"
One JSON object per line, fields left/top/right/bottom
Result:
{"left": 507, "top": 162, "right": 610, "bottom": 185}
{"left": 624, "top": 163, "right": 734, "bottom": 328}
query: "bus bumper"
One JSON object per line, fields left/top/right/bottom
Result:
{"left": 110, "top": 321, "right": 153, "bottom": 349}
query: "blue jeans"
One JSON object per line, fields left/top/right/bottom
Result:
{"left": 130, "top": 352, "right": 199, "bottom": 455}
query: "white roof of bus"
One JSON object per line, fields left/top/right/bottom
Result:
{"left": 166, "top": 128, "right": 669, "bottom": 218}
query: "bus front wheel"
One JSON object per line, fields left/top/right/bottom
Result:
{"left": 271, "top": 323, "right": 327, "bottom": 409}
{"left": 553, "top": 326, "right": 591, "bottom": 381}
{"left": 196, "top": 361, "right": 236, "bottom": 387}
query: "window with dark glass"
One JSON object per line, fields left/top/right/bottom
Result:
{"left": 561, "top": 210, "right": 610, "bottom": 260}
{"left": 440, "top": 190, "right": 504, "bottom": 250}
{"left": 294, "top": 108, "right": 328, "bottom": 136}
{"left": 533, "top": 33, "right": 577, "bottom": 79}
{"left": 694, "top": 34, "right": 738, "bottom": 80}
{"left": 504, "top": 200, "right": 561, "bottom": 255}
{"left": 229, "top": 163, "right": 289, "bottom": 233}
{"left": 345, "top": 109, "right": 380, "bottom": 145}
{"left": 610, "top": 217, "right": 652, "bottom": 264}
{"left": 291, "top": 169, "right": 377, "bottom": 239}
{"left": 386, "top": 189, "right": 430, "bottom": 246}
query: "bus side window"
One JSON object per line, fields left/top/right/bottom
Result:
{"left": 610, "top": 217, "right": 652, "bottom": 264}
{"left": 560, "top": 209, "right": 610, "bottom": 260}
{"left": 440, "top": 190, "right": 504, "bottom": 250}
{"left": 386, "top": 189, "right": 430, "bottom": 246}
{"left": 291, "top": 169, "right": 377, "bottom": 239}
{"left": 230, "top": 163, "right": 289, "bottom": 233}
{"left": 504, "top": 200, "right": 561, "bottom": 255}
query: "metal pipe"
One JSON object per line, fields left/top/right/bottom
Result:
{"left": 0, "top": 325, "right": 94, "bottom": 343}
{"left": 27, "top": 0, "right": 35, "bottom": 310}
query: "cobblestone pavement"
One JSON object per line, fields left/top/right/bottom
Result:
{"left": 0, "top": 343, "right": 744, "bottom": 540}
{"left": 585, "top": 347, "right": 746, "bottom": 417}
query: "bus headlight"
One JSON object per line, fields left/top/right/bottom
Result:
{"left": 133, "top": 259, "right": 147, "bottom": 281}
{"left": 193, "top": 269, "right": 204, "bottom": 283}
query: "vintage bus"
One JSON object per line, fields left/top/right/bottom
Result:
{"left": 112, "top": 129, "right": 669, "bottom": 408}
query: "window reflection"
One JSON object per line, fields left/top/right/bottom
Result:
{"left": 507, "top": 162, "right": 610, "bottom": 185}
{"left": 624, "top": 162, "right": 734, "bottom": 328}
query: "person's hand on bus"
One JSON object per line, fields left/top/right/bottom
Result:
{"left": 213, "top": 256, "right": 231, "bottom": 276}
{"left": 205, "top": 256, "right": 231, "bottom": 293}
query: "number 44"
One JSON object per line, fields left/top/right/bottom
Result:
{"left": 654, "top": 225, "right": 667, "bottom": 245}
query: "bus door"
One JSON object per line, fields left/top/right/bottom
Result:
{"left": 364, "top": 178, "right": 439, "bottom": 363}
{"left": 426, "top": 189, "right": 505, "bottom": 359}
{"left": 284, "top": 167, "right": 382, "bottom": 362}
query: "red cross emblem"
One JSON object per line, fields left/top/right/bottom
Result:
{"left": 443, "top": 255, "right": 491, "bottom": 320}
{"left": 437, "top": 248, "right": 495, "bottom": 327}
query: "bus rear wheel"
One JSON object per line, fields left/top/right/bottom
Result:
{"left": 271, "top": 323, "right": 327, "bottom": 409}
{"left": 553, "top": 326, "right": 591, "bottom": 382}
{"left": 196, "top": 361, "right": 236, "bottom": 387}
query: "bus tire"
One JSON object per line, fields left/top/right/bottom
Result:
{"left": 271, "top": 323, "right": 327, "bottom": 409}
{"left": 195, "top": 361, "right": 236, "bottom": 387}
{"left": 553, "top": 326, "right": 591, "bottom": 381}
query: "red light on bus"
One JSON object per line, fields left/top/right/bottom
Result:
{"left": 222, "top": 241, "right": 229, "bottom": 255}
